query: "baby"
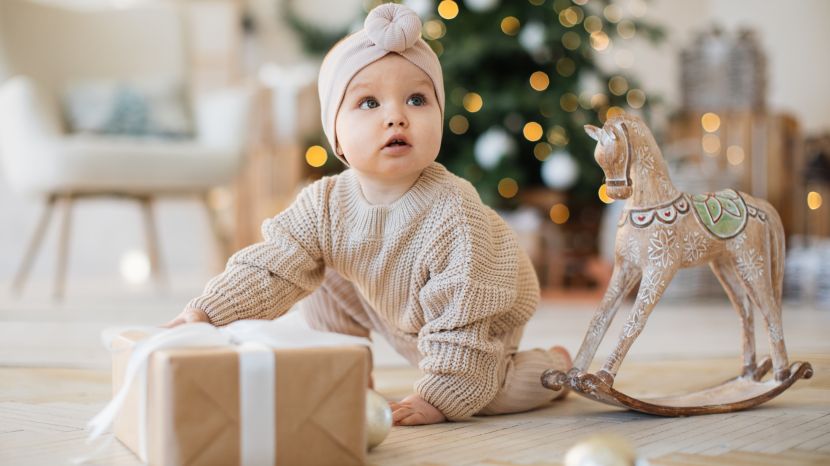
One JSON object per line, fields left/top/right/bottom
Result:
{"left": 165, "top": 3, "right": 571, "bottom": 426}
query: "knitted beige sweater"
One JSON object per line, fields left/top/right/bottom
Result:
{"left": 188, "top": 162, "right": 540, "bottom": 419}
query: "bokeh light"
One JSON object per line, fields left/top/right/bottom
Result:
{"left": 626, "top": 89, "right": 645, "bottom": 108}
{"left": 603, "top": 4, "right": 622, "bottom": 22}
{"left": 498, "top": 178, "right": 519, "bottom": 198}
{"left": 608, "top": 76, "right": 629, "bottom": 95}
{"left": 463, "top": 92, "right": 484, "bottom": 112}
{"left": 424, "top": 19, "right": 447, "bottom": 39}
{"left": 560, "top": 93, "right": 579, "bottom": 112}
{"left": 590, "top": 31, "right": 610, "bottom": 51}
{"left": 584, "top": 16, "right": 603, "bottom": 33}
{"left": 449, "top": 115, "right": 469, "bottom": 134}
{"left": 562, "top": 31, "right": 581, "bottom": 50}
{"left": 437, "top": 0, "right": 459, "bottom": 20}
{"left": 702, "top": 134, "right": 721, "bottom": 154}
{"left": 305, "top": 145, "right": 328, "bottom": 167}
{"left": 529, "top": 71, "right": 550, "bottom": 91}
{"left": 501, "top": 16, "right": 520, "bottom": 35}
{"left": 606, "top": 106, "right": 625, "bottom": 119}
{"left": 617, "top": 20, "right": 636, "bottom": 38}
{"left": 807, "top": 191, "right": 823, "bottom": 210}
{"left": 701, "top": 112, "right": 721, "bottom": 132}
{"left": 550, "top": 203, "right": 570, "bottom": 224}
{"left": 534, "top": 142, "right": 553, "bottom": 161}
{"left": 523, "top": 121, "right": 544, "bottom": 141}
{"left": 547, "top": 126, "right": 569, "bottom": 146}
{"left": 726, "top": 145, "right": 745, "bottom": 165}
{"left": 556, "top": 58, "right": 576, "bottom": 77}
{"left": 598, "top": 184, "right": 614, "bottom": 204}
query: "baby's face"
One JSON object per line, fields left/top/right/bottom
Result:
{"left": 335, "top": 54, "right": 442, "bottom": 183}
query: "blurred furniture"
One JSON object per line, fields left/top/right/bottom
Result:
{"left": 0, "top": 0, "right": 251, "bottom": 298}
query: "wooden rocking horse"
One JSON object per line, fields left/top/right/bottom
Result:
{"left": 542, "top": 114, "right": 813, "bottom": 416}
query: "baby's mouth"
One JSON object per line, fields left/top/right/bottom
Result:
{"left": 383, "top": 135, "right": 411, "bottom": 149}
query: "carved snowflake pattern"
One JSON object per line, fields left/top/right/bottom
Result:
{"left": 637, "top": 146, "right": 655, "bottom": 176}
{"left": 622, "top": 236, "right": 641, "bottom": 263}
{"left": 639, "top": 269, "right": 665, "bottom": 305}
{"left": 648, "top": 229, "right": 677, "bottom": 268}
{"left": 768, "top": 321, "right": 784, "bottom": 342}
{"left": 737, "top": 248, "right": 764, "bottom": 282}
{"left": 729, "top": 232, "right": 748, "bottom": 253}
{"left": 683, "top": 231, "right": 709, "bottom": 263}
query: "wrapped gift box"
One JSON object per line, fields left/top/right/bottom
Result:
{"left": 110, "top": 329, "right": 369, "bottom": 466}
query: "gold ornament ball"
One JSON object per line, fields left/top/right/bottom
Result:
{"left": 564, "top": 434, "right": 638, "bottom": 466}
{"left": 366, "top": 389, "right": 392, "bottom": 451}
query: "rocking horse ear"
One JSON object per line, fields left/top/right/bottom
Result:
{"left": 584, "top": 125, "right": 603, "bottom": 142}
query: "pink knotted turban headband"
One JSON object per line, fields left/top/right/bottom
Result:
{"left": 318, "top": 2, "right": 445, "bottom": 166}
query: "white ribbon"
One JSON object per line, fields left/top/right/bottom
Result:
{"left": 84, "top": 318, "right": 371, "bottom": 465}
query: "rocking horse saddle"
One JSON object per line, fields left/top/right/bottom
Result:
{"left": 690, "top": 189, "right": 748, "bottom": 239}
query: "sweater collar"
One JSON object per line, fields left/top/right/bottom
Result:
{"left": 339, "top": 162, "right": 447, "bottom": 237}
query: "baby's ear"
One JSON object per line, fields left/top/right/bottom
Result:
{"left": 584, "top": 125, "right": 603, "bottom": 142}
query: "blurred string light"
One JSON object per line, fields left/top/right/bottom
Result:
{"left": 807, "top": 191, "right": 823, "bottom": 210}
{"left": 562, "top": 31, "right": 581, "bottom": 50}
{"left": 584, "top": 16, "right": 603, "bottom": 33}
{"left": 550, "top": 203, "right": 570, "bottom": 224}
{"left": 463, "top": 92, "right": 483, "bottom": 112}
{"left": 591, "top": 93, "right": 609, "bottom": 108}
{"left": 523, "top": 122, "right": 544, "bottom": 141}
{"left": 424, "top": 19, "right": 446, "bottom": 39}
{"left": 437, "top": 0, "right": 459, "bottom": 20}
{"left": 560, "top": 93, "right": 579, "bottom": 112}
{"left": 598, "top": 184, "right": 614, "bottom": 203}
{"left": 701, "top": 112, "right": 721, "bottom": 132}
{"left": 547, "top": 126, "right": 569, "bottom": 146}
{"left": 702, "top": 133, "right": 720, "bottom": 154}
{"left": 534, "top": 142, "right": 553, "bottom": 161}
{"left": 608, "top": 76, "right": 629, "bottom": 95}
{"left": 578, "top": 92, "right": 593, "bottom": 110}
{"left": 606, "top": 106, "right": 625, "bottom": 119}
{"left": 498, "top": 178, "right": 519, "bottom": 198}
{"left": 449, "top": 115, "right": 469, "bottom": 134}
{"left": 626, "top": 89, "right": 645, "bottom": 108}
{"left": 501, "top": 16, "right": 520, "bottom": 35}
{"left": 529, "top": 71, "right": 550, "bottom": 91}
{"left": 726, "top": 145, "right": 745, "bottom": 165}
{"left": 558, "top": 7, "right": 582, "bottom": 27}
{"left": 120, "top": 250, "right": 150, "bottom": 285}
{"left": 556, "top": 58, "right": 576, "bottom": 77}
{"left": 603, "top": 4, "right": 623, "bottom": 22}
{"left": 617, "top": 20, "right": 636, "bottom": 39}
{"left": 590, "top": 32, "right": 611, "bottom": 51}
{"left": 305, "top": 145, "right": 328, "bottom": 167}
{"left": 528, "top": 0, "right": 545, "bottom": 5}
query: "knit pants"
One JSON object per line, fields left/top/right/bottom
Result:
{"left": 298, "top": 268, "right": 568, "bottom": 416}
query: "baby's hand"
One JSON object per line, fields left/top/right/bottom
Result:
{"left": 162, "top": 307, "right": 211, "bottom": 328}
{"left": 389, "top": 394, "right": 446, "bottom": 426}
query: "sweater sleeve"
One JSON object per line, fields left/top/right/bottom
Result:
{"left": 414, "top": 196, "right": 525, "bottom": 420}
{"left": 186, "top": 181, "right": 327, "bottom": 326}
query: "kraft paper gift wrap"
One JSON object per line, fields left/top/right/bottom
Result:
{"left": 98, "top": 320, "right": 370, "bottom": 466}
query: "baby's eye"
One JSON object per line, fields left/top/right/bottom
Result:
{"left": 359, "top": 98, "right": 379, "bottom": 110}
{"left": 407, "top": 94, "right": 427, "bottom": 106}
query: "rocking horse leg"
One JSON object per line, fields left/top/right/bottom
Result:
{"left": 572, "top": 264, "right": 641, "bottom": 371}
{"left": 542, "top": 264, "right": 640, "bottom": 391}
{"left": 597, "top": 267, "right": 676, "bottom": 386}
{"left": 710, "top": 260, "right": 757, "bottom": 378}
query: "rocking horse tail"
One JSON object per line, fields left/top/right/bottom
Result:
{"left": 766, "top": 207, "right": 786, "bottom": 308}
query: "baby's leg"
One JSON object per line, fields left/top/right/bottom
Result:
{"left": 300, "top": 268, "right": 373, "bottom": 338}
{"left": 478, "top": 337, "right": 572, "bottom": 416}
{"left": 299, "top": 268, "right": 375, "bottom": 385}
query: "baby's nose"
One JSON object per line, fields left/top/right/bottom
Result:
{"left": 384, "top": 113, "right": 408, "bottom": 127}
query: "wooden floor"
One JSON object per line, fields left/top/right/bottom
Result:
{"left": 1, "top": 287, "right": 828, "bottom": 465}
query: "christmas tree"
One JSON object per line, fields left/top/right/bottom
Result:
{"left": 287, "top": 0, "right": 663, "bottom": 213}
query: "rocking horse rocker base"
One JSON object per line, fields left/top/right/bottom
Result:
{"left": 546, "top": 114, "right": 813, "bottom": 417}
{"left": 542, "top": 357, "right": 814, "bottom": 417}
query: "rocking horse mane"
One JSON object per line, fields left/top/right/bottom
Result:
{"left": 602, "top": 114, "right": 678, "bottom": 204}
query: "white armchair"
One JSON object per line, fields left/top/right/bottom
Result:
{"left": 0, "top": 76, "right": 252, "bottom": 298}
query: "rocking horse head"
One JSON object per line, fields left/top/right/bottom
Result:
{"left": 584, "top": 114, "right": 670, "bottom": 202}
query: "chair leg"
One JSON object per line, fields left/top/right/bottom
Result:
{"left": 11, "top": 194, "right": 58, "bottom": 296}
{"left": 54, "top": 193, "right": 74, "bottom": 300}
{"left": 139, "top": 196, "right": 167, "bottom": 290}
{"left": 201, "top": 194, "right": 230, "bottom": 271}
